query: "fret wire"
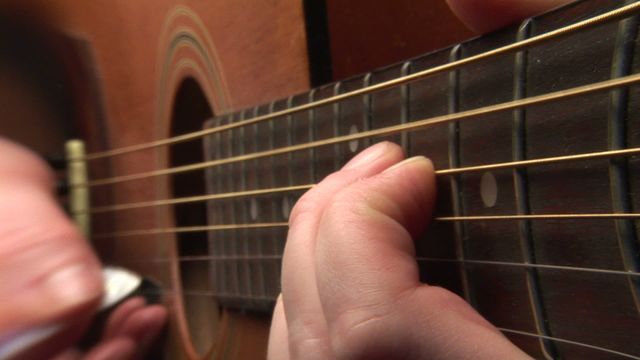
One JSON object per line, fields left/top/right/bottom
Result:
{"left": 80, "top": 2, "right": 640, "bottom": 161}
{"left": 227, "top": 114, "right": 242, "bottom": 297}
{"left": 512, "top": 19, "right": 556, "bottom": 360}
{"left": 267, "top": 100, "right": 280, "bottom": 299}
{"left": 447, "top": 44, "right": 474, "bottom": 305}
{"left": 363, "top": 73, "right": 372, "bottom": 149}
{"left": 253, "top": 105, "right": 268, "bottom": 300}
{"left": 400, "top": 61, "right": 410, "bottom": 151}
{"left": 308, "top": 89, "right": 318, "bottom": 183}
{"left": 84, "top": 74, "right": 640, "bottom": 188}
{"left": 140, "top": 254, "right": 640, "bottom": 278}
{"left": 209, "top": 116, "right": 224, "bottom": 297}
{"left": 608, "top": 8, "right": 640, "bottom": 314}
{"left": 498, "top": 328, "right": 640, "bottom": 360}
{"left": 238, "top": 110, "right": 253, "bottom": 301}
{"left": 332, "top": 82, "right": 342, "bottom": 170}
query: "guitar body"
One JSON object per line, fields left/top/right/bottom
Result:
{"left": 3, "top": 0, "right": 640, "bottom": 359}
{"left": 1, "top": 0, "right": 312, "bottom": 358}
{"left": 0, "top": 1, "right": 475, "bottom": 358}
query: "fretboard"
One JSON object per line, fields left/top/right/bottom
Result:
{"left": 192, "top": 0, "right": 640, "bottom": 358}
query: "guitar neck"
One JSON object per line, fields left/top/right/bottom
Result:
{"left": 186, "top": 0, "right": 640, "bottom": 358}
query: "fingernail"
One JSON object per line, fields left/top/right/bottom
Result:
{"left": 383, "top": 156, "right": 430, "bottom": 173}
{"left": 343, "top": 142, "right": 390, "bottom": 169}
{"left": 44, "top": 264, "right": 102, "bottom": 309}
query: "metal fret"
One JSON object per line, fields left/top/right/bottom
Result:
{"left": 309, "top": 89, "right": 318, "bottom": 182}
{"left": 333, "top": 82, "right": 342, "bottom": 169}
{"left": 203, "top": 123, "right": 218, "bottom": 296}
{"left": 238, "top": 110, "right": 254, "bottom": 302}
{"left": 448, "top": 44, "right": 475, "bottom": 306}
{"left": 608, "top": 7, "right": 640, "bottom": 313}
{"left": 251, "top": 106, "right": 267, "bottom": 299}
{"left": 363, "top": 73, "right": 372, "bottom": 149}
{"left": 225, "top": 114, "right": 241, "bottom": 297}
{"left": 400, "top": 62, "right": 410, "bottom": 152}
{"left": 267, "top": 101, "right": 280, "bottom": 298}
{"left": 212, "top": 117, "right": 226, "bottom": 295}
{"left": 513, "top": 19, "right": 557, "bottom": 360}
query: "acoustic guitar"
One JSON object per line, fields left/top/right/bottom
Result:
{"left": 1, "top": 0, "right": 639, "bottom": 358}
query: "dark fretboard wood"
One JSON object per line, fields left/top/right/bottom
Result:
{"left": 201, "top": 0, "right": 640, "bottom": 358}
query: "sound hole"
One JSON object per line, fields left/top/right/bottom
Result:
{"left": 169, "top": 78, "right": 219, "bottom": 355}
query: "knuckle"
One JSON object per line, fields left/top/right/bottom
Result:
{"left": 329, "top": 305, "right": 397, "bottom": 359}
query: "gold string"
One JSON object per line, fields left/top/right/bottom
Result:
{"left": 83, "top": 142, "right": 640, "bottom": 214}
{"left": 184, "top": 255, "right": 640, "bottom": 278}
{"left": 91, "top": 222, "right": 288, "bottom": 239}
{"left": 497, "top": 328, "right": 639, "bottom": 359}
{"left": 92, "top": 213, "right": 640, "bottom": 239}
{"left": 83, "top": 74, "right": 640, "bottom": 187}
{"left": 436, "top": 213, "right": 640, "bottom": 221}
{"left": 80, "top": 2, "right": 640, "bottom": 162}
{"left": 87, "top": 184, "right": 313, "bottom": 214}
{"left": 133, "top": 283, "right": 640, "bottom": 358}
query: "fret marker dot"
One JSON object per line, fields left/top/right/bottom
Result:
{"left": 348, "top": 125, "right": 359, "bottom": 153}
{"left": 250, "top": 198, "right": 259, "bottom": 220}
{"left": 480, "top": 172, "right": 498, "bottom": 208}
{"left": 282, "top": 196, "right": 291, "bottom": 220}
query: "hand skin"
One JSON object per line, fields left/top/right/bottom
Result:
{"left": 447, "top": 0, "right": 575, "bottom": 34}
{"left": 268, "top": 142, "right": 530, "bottom": 360}
{"left": 268, "top": 3, "right": 580, "bottom": 359}
{"left": 0, "top": 138, "right": 166, "bottom": 360}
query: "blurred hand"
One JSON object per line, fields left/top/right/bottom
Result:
{"left": 0, "top": 139, "right": 166, "bottom": 360}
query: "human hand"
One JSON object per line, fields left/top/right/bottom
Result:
{"left": 0, "top": 139, "right": 166, "bottom": 360}
{"left": 268, "top": 1, "right": 576, "bottom": 358}
{"left": 268, "top": 142, "right": 529, "bottom": 359}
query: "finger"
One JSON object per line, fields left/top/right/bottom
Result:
{"left": 51, "top": 348, "right": 83, "bottom": 360}
{"left": 446, "top": 0, "right": 574, "bottom": 33}
{"left": 4, "top": 318, "right": 92, "bottom": 360}
{"left": 102, "top": 297, "right": 147, "bottom": 340}
{"left": 315, "top": 156, "right": 527, "bottom": 359}
{"left": 267, "top": 294, "right": 290, "bottom": 360}
{"left": 83, "top": 338, "right": 136, "bottom": 360}
{"left": 282, "top": 141, "right": 404, "bottom": 359}
{"left": 0, "top": 140, "right": 102, "bottom": 337}
{"left": 105, "top": 305, "right": 167, "bottom": 356}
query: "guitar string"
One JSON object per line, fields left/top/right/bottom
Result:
{"left": 496, "top": 329, "right": 639, "bottom": 360}
{"left": 128, "top": 276, "right": 640, "bottom": 359}
{"left": 91, "top": 212, "right": 640, "bottom": 239}
{"left": 75, "top": 6, "right": 640, "bottom": 356}
{"left": 81, "top": 73, "right": 640, "bottom": 187}
{"left": 124, "top": 295, "right": 639, "bottom": 358}
{"left": 82, "top": 143, "right": 640, "bottom": 215}
{"left": 86, "top": 152, "right": 640, "bottom": 214}
{"left": 134, "top": 254, "right": 640, "bottom": 278}
{"left": 76, "top": 1, "right": 640, "bottom": 162}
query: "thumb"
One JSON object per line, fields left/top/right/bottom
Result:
{"left": 0, "top": 139, "right": 102, "bottom": 340}
{"left": 314, "top": 156, "right": 528, "bottom": 359}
